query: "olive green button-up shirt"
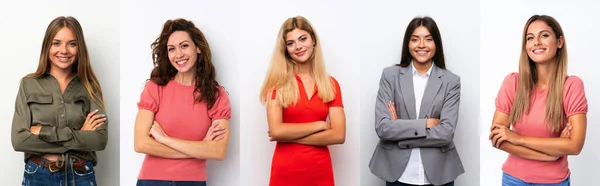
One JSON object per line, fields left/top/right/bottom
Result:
{"left": 11, "top": 74, "right": 108, "bottom": 166}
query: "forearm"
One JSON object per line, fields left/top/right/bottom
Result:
{"left": 269, "top": 121, "right": 324, "bottom": 141}
{"left": 12, "top": 131, "right": 69, "bottom": 154}
{"left": 292, "top": 129, "right": 345, "bottom": 146}
{"left": 498, "top": 142, "right": 558, "bottom": 161}
{"left": 397, "top": 122, "right": 456, "bottom": 147}
{"left": 375, "top": 119, "right": 427, "bottom": 141}
{"left": 518, "top": 136, "right": 580, "bottom": 156}
{"left": 161, "top": 137, "right": 227, "bottom": 160}
{"left": 38, "top": 126, "right": 108, "bottom": 151}
{"left": 134, "top": 136, "right": 191, "bottom": 159}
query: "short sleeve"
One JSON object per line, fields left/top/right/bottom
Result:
{"left": 137, "top": 81, "right": 160, "bottom": 113}
{"left": 495, "top": 73, "right": 518, "bottom": 114}
{"left": 208, "top": 86, "right": 232, "bottom": 120}
{"left": 564, "top": 76, "right": 588, "bottom": 117}
{"left": 328, "top": 77, "right": 344, "bottom": 107}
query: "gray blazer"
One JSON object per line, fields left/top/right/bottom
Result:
{"left": 369, "top": 64, "right": 464, "bottom": 185}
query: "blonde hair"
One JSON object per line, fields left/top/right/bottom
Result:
{"left": 28, "top": 16, "right": 105, "bottom": 110}
{"left": 259, "top": 16, "right": 334, "bottom": 107}
{"left": 509, "top": 15, "right": 567, "bottom": 132}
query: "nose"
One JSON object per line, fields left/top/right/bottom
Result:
{"left": 59, "top": 43, "right": 69, "bottom": 54}
{"left": 533, "top": 36, "right": 541, "bottom": 46}
{"left": 418, "top": 39, "right": 425, "bottom": 48}
{"left": 175, "top": 48, "right": 184, "bottom": 57}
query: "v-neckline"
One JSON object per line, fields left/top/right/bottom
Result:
{"left": 295, "top": 74, "right": 317, "bottom": 102}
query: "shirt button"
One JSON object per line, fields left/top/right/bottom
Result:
{"left": 61, "top": 101, "right": 64, "bottom": 104}
{"left": 61, "top": 114, "right": 64, "bottom": 117}
{"left": 414, "top": 131, "right": 418, "bottom": 136}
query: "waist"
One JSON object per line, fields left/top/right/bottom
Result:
{"left": 28, "top": 156, "right": 89, "bottom": 173}
{"left": 139, "top": 156, "right": 207, "bottom": 181}
{"left": 503, "top": 155, "right": 569, "bottom": 183}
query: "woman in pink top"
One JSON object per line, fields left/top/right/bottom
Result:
{"left": 489, "top": 15, "right": 588, "bottom": 185}
{"left": 133, "top": 18, "right": 232, "bottom": 186}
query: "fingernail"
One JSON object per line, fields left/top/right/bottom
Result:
{"left": 102, "top": 114, "right": 106, "bottom": 117}
{"left": 94, "top": 109, "right": 99, "bottom": 112}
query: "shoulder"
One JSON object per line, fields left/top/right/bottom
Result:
{"left": 565, "top": 75, "right": 584, "bottom": 86}
{"left": 439, "top": 68, "right": 460, "bottom": 83}
{"left": 382, "top": 65, "right": 402, "bottom": 76}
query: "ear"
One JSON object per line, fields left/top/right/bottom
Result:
{"left": 557, "top": 36, "right": 564, "bottom": 49}
{"left": 196, "top": 47, "right": 201, "bottom": 54}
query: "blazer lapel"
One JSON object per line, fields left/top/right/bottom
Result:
{"left": 418, "top": 65, "right": 444, "bottom": 119}
{"left": 399, "top": 65, "right": 417, "bottom": 119}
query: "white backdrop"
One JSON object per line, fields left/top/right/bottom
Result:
{"left": 119, "top": 0, "right": 240, "bottom": 185}
{"left": 0, "top": 0, "right": 120, "bottom": 185}
{"left": 480, "top": 0, "right": 600, "bottom": 185}
{"left": 359, "top": 0, "right": 481, "bottom": 185}
{"left": 239, "top": 0, "right": 361, "bottom": 185}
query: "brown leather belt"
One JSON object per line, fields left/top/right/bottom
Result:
{"left": 29, "top": 156, "right": 88, "bottom": 173}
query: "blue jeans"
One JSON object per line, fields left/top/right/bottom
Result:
{"left": 137, "top": 180, "right": 207, "bottom": 186}
{"left": 22, "top": 159, "right": 97, "bottom": 186}
{"left": 386, "top": 181, "right": 454, "bottom": 186}
{"left": 502, "top": 172, "right": 570, "bottom": 186}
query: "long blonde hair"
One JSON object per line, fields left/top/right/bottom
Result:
{"left": 509, "top": 15, "right": 567, "bottom": 132}
{"left": 259, "top": 16, "right": 334, "bottom": 107}
{"left": 28, "top": 16, "right": 105, "bottom": 110}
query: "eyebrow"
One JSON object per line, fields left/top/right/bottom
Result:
{"left": 527, "top": 30, "right": 551, "bottom": 35}
{"left": 286, "top": 34, "right": 307, "bottom": 42}
{"left": 411, "top": 34, "right": 432, "bottom": 37}
{"left": 167, "top": 40, "right": 190, "bottom": 47}
{"left": 52, "top": 39, "right": 76, "bottom": 42}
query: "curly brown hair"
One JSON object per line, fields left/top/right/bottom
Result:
{"left": 150, "top": 18, "right": 220, "bottom": 109}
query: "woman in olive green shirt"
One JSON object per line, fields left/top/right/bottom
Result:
{"left": 11, "top": 16, "right": 107, "bottom": 186}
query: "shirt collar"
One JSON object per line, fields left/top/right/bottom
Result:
{"left": 411, "top": 61, "right": 433, "bottom": 77}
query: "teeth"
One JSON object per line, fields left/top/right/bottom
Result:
{"left": 533, "top": 49, "right": 545, "bottom": 53}
{"left": 176, "top": 60, "right": 187, "bottom": 64}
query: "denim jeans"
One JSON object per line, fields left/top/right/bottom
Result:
{"left": 502, "top": 172, "right": 570, "bottom": 186}
{"left": 137, "top": 180, "right": 207, "bottom": 186}
{"left": 386, "top": 181, "right": 454, "bottom": 186}
{"left": 22, "top": 159, "right": 97, "bottom": 186}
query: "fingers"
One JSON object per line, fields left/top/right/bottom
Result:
{"left": 86, "top": 109, "right": 99, "bottom": 122}
{"left": 387, "top": 101, "right": 398, "bottom": 120}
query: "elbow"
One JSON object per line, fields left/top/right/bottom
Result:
{"left": 568, "top": 146, "right": 583, "bottom": 156}
{"left": 214, "top": 148, "right": 227, "bottom": 161}
{"left": 334, "top": 132, "right": 346, "bottom": 145}
{"left": 134, "top": 139, "right": 146, "bottom": 154}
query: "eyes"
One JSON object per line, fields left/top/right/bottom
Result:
{"left": 286, "top": 36, "right": 308, "bottom": 46}
{"left": 526, "top": 33, "right": 551, "bottom": 41}
{"left": 167, "top": 43, "right": 190, "bottom": 52}
{"left": 410, "top": 37, "right": 434, "bottom": 43}
{"left": 52, "top": 41, "right": 77, "bottom": 47}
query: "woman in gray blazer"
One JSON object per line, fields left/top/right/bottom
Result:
{"left": 369, "top": 16, "right": 464, "bottom": 186}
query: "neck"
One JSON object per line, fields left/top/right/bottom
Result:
{"left": 535, "top": 61, "right": 555, "bottom": 89}
{"left": 175, "top": 71, "right": 196, "bottom": 86}
{"left": 49, "top": 67, "right": 73, "bottom": 82}
{"left": 294, "top": 61, "right": 311, "bottom": 77}
{"left": 413, "top": 61, "right": 433, "bottom": 75}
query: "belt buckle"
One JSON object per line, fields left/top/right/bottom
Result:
{"left": 48, "top": 164, "right": 59, "bottom": 173}
{"left": 48, "top": 160, "right": 64, "bottom": 173}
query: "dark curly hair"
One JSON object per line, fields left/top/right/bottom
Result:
{"left": 150, "top": 18, "right": 220, "bottom": 109}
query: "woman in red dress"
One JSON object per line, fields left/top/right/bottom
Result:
{"left": 259, "top": 16, "right": 347, "bottom": 186}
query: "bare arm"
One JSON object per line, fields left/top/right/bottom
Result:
{"left": 133, "top": 109, "right": 191, "bottom": 159}
{"left": 291, "top": 107, "right": 346, "bottom": 146}
{"left": 516, "top": 114, "right": 586, "bottom": 156}
{"left": 490, "top": 110, "right": 558, "bottom": 161}
{"left": 266, "top": 100, "right": 328, "bottom": 141}
{"left": 157, "top": 119, "right": 230, "bottom": 160}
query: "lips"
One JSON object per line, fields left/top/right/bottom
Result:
{"left": 532, "top": 48, "right": 546, "bottom": 54}
{"left": 415, "top": 50, "right": 430, "bottom": 56}
{"left": 295, "top": 50, "right": 306, "bottom": 57}
{"left": 56, "top": 56, "right": 72, "bottom": 63}
{"left": 175, "top": 59, "right": 188, "bottom": 67}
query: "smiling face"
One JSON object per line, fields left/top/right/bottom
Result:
{"left": 525, "top": 20, "right": 564, "bottom": 64}
{"left": 167, "top": 31, "right": 201, "bottom": 74}
{"left": 285, "top": 28, "right": 315, "bottom": 64}
{"left": 48, "top": 27, "right": 78, "bottom": 71}
{"left": 409, "top": 26, "right": 436, "bottom": 64}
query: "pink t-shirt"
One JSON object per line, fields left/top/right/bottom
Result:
{"left": 136, "top": 80, "right": 232, "bottom": 181}
{"left": 495, "top": 73, "right": 588, "bottom": 183}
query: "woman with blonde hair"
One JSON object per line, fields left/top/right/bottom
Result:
{"left": 259, "top": 16, "right": 346, "bottom": 186}
{"left": 490, "top": 15, "right": 588, "bottom": 185}
{"left": 11, "top": 16, "right": 107, "bottom": 185}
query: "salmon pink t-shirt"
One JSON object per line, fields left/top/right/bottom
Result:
{"left": 495, "top": 73, "right": 588, "bottom": 184}
{"left": 136, "top": 80, "right": 231, "bottom": 181}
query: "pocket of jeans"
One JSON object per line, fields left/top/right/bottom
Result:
{"left": 73, "top": 162, "right": 95, "bottom": 177}
{"left": 23, "top": 161, "right": 39, "bottom": 174}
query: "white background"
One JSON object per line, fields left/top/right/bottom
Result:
{"left": 0, "top": 0, "right": 120, "bottom": 185}
{"left": 239, "top": 0, "right": 361, "bottom": 185}
{"left": 359, "top": 0, "right": 481, "bottom": 185}
{"left": 480, "top": 0, "right": 600, "bottom": 185}
{"left": 119, "top": 0, "right": 241, "bottom": 185}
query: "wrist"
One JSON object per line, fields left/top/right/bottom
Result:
{"left": 515, "top": 135, "right": 525, "bottom": 146}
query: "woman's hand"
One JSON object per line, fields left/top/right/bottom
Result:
{"left": 81, "top": 109, "right": 106, "bottom": 131}
{"left": 489, "top": 123, "right": 522, "bottom": 148}
{"left": 560, "top": 123, "right": 572, "bottom": 138}
{"left": 204, "top": 120, "right": 226, "bottom": 141}
{"left": 29, "top": 126, "right": 42, "bottom": 135}
{"left": 150, "top": 121, "right": 169, "bottom": 143}
{"left": 388, "top": 101, "right": 398, "bottom": 120}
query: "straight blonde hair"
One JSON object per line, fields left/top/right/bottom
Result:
{"left": 509, "top": 15, "right": 567, "bottom": 132}
{"left": 259, "top": 16, "right": 334, "bottom": 107}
